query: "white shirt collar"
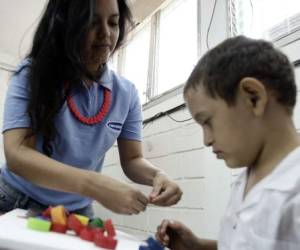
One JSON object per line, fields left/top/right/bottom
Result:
{"left": 231, "top": 146, "right": 300, "bottom": 212}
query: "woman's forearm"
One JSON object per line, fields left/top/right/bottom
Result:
{"left": 6, "top": 143, "right": 89, "bottom": 195}
{"left": 121, "top": 157, "right": 162, "bottom": 186}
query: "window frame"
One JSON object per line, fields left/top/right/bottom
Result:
{"left": 116, "top": 0, "right": 201, "bottom": 104}
{"left": 228, "top": 0, "right": 300, "bottom": 43}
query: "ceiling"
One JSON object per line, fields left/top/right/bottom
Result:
{"left": 0, "top": 0, "right": 166, "bottom": 66}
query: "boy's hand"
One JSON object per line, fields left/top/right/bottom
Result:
{"left": 149, "top": 172, "right": 182, "bottom": 206}
{"left": 155, "top": 219, "right": 201, "bottom": 250}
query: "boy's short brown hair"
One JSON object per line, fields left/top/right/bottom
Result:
{"left": 184, "top": 36, "right": 297, "bottom": 114}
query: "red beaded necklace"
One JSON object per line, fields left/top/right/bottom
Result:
{"left": 67, "top": 85, "right": 111, "bottom": 125}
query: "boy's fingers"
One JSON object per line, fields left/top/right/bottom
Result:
{"left": 166, "top": 220, "right": 186, "bottom": 235}
{"left": 160, "top": 219, "right": 172, "bottom": 233}
{"left": 155, "top": 232, "right": 169, "bottom": 246}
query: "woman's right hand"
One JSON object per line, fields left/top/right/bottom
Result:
{"left": 86, "top": 173, "right": 149, "bottom": 215}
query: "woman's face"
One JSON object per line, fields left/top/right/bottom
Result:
{"left": 81, "top": 0, "right": 120, "bottom": 75}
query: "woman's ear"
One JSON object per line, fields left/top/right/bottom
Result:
{"left": 239, "top": 77, "right": 268, "bottom": 116}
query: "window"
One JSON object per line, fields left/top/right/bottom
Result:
{"left": 157, "top": 0, "right": 198, "bottom": 95}
{"left": 230, "top": 0, "right": 300, "bottom": 41}
{"left": 122, "top": 22, "right": 151, "bottom": 104}
{"left": 118, "top": 0, "right": 200, "bottom": 103}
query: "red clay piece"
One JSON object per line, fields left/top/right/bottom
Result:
{"left": 94, "top": 233, "right": 117, "bottom": 249}
{"left": 42, "top": 206, "right": 52, "bottom": 218}
{"left": 92, "top": 227, "right": 105, "bottom": 236}
{"left": 80, "top": 227, "right": 94, "bottom": 242}
{"left": 68, "top": 214, "right": 84, "bottom": 235}
{"left": 104, "top": 219, "right": 116, "bottom": 237}
{"left": 51, "top": 223, "right": 67, "bottom": 234}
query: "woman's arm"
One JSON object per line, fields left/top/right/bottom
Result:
{"left": 4, "top": 128, "right": 89, "bottom": 193}
{"left": 117, "top": 138, "right": 159, "bottom": 185}
{"left": 4, "top": 128, "right": 148, "bottom": 214}
{"left": 118, "top": 138, "right": 182, "bottom": 206}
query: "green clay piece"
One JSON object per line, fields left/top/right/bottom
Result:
{"left": 89, "top": 218, "right": 104, "bottom": 228}
{"left": 27, "top": 217, "right": 51, "bottom": 232}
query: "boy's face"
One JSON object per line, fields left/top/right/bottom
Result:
{"left": 185, "top": 84, "right": 263, "bottom": 168}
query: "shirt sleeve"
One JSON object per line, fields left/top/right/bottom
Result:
{"left": 118, "top": 84, "right": 143, "bottom": 141}
{"left": 275, "top": 192, "right": 300, "bottom": 247}
{"left": 2, "top": 66, "right": 31, "bottom": 133}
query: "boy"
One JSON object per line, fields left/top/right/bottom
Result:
{"left": 156, "top": 36, "right": 300, "bottom": 250}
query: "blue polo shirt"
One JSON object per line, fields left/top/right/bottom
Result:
{"left": 1, "top": 59, "right": 143, "bottom": 210}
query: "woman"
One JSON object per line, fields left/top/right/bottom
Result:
{"left": 0, "top": 0, "right": 182, "bottom": 217}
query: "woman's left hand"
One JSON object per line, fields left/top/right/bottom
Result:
{"left": 149, "top": 172, "right": 182, "bottom": 206}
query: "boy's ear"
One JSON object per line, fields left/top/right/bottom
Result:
{"left": 238, "top": 77, "right": 268, "bottom": 116}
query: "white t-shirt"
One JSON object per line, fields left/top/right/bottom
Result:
{"left": 218, "top": 146, "right": 300, "bottom": 250}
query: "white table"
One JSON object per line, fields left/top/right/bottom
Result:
{"left": 0, "top": 209, "right": 145, "bottom": 250}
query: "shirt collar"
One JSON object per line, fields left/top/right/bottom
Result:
{"left": 97, "top": 64, "right": 113, "bottom": 91}
{"left": 263, "top": 145, "right": 300, "bottom": 191}
{"left": 233, "top": 146, "right": 300, "bottom": 213}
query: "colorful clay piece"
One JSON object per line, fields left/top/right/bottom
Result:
{"left": 51, "top": 223, "right": 68, "bottom": 234}
{"left": 51, "top": 205, "right": 68, "bottom": 225}
{"left": 94, "top": 232, "right": 117, "bottom": 249}
{"left": 80, "top": 227, "right": 94, "bottom": 241}
{"left": 27, "top": 205, "right": 118, "bottom": 249}
{"left": 27, "top": 217, "right": 51, "bottom": 232}
{"left": 104, "top": 219, "right": 116, "bottom": 237}
{"left": 74, "top": 214, "right": 89, "bottom": 226}
{"left": 67, "top": 214, "right": 84, "bottom": 235}
{"left": 139, "top": 246, "right": 150, "bottom": 250}
{"left": 139, "top": 237, "right": 164, "bottom": 250}
{"left": 92, "top": 227, "right": 105, "bottom": 236}
{"left": 89, "top": 217, "right": 104, "bottom": 228}
{"left": 42, "top": 206, "right": 52, "bottom": 218}
{"left": 146, "top": 237, "right": 164, "bottom": 250}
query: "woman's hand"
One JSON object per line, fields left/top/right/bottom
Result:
{"left": 156, "top": 220, "right": 201, "bottom": 250}
{"left": 86, "top": 173, "right": 149, "bottom": 215}
{"left": 149, "top": 172, "right": 182, "bottom": 206}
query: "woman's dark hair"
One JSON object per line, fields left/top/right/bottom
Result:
{"left": 184, "top": 36, "right": 296, "bottom": 114}
{"left": 18, "top": 0, "right": 133, "bottom": 156}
